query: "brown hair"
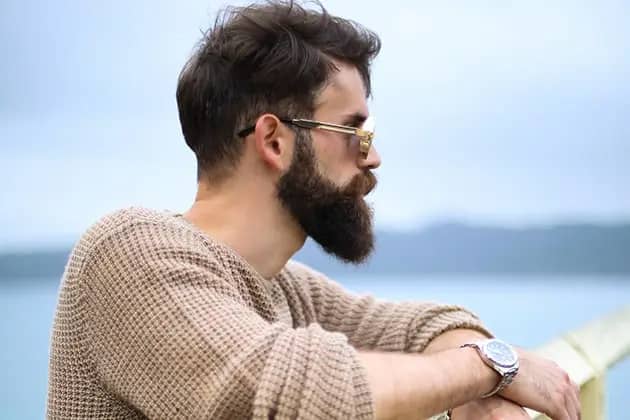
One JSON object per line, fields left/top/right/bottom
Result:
{"left": 176, "top": 0, "right": 381, "bottom": 181}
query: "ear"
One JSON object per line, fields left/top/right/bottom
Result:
{"left": 252, "top": 114, "right": 294, "bottom": 172}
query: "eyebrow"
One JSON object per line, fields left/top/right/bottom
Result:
{"left": 341, "top": 112, "right": 368, "bottom": 127}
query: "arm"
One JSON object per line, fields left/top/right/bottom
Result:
{"left": 285, "top": 263, "right": 503, "bottom": 418}
{"left": 357, "top": 346, "right": 502, "bottom": 419}
{"left": 358, "top": 327, "right": 516, "bottom": 419}
{"left": 287, "top": 261, "right": 492, "bottom": 352}
{"left": 420, "top": 323, "right": 581, "bottom": 420}
{"left": 358, "top": 331, "right": 580, "bottom": 420}
{"left": 290, "top": 264, "right": 579, "bottom": 420}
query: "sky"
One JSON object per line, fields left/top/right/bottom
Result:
{"left": 1, "top": 0, "right": 629, "bottom": 250}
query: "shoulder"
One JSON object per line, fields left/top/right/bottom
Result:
{"left": 80, "top": 206, "right": 167, "bottom": 239}
{"left": 77, "top": 207, "right": 184, "bottom": 250}
{"left": 68, "top": 207, "right": 216, "bottom": 274}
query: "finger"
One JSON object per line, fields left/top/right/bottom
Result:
{"left": 545, "top": 409, "right": 568, "bottom": 420}
{"left": 554, "top": 390, "right": 573, "bottom": 420}
{"left": 570, "top": 381, "right": 581, "bottom": 420}
{"left": 552, "top": 370, "right": 575, "bottom": 420}
{"left": 563, "top": 381, "right": 580, "bottom": 420}
{"left": 566, "top": 396, "right": 578, "bottom": 420}
{"left": 564, "top": 379, "right": 580, "bottom": 420}
{"left": 559, "top": 408, "right": 572, "bottom": 420}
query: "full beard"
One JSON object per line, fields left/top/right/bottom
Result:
{"left": 277, "top": 132, "right": 377, "bottom": 264}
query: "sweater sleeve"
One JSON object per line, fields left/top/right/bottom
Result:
{"left": 286, "top": 261, "right": 493, "bottom": 353}
{"left": 80, "top": 224, "right": 374, "bottom": 420}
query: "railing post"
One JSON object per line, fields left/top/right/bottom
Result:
{"left": 579, "top": 374, "right": 606, "bottom": 420}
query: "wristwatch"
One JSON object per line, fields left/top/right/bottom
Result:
{"left": 461, "top": 338, "right": 519, "bottom": 398}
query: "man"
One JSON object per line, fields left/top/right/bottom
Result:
{"left": 47, "top": 1, "right": 580, "bottom": 419}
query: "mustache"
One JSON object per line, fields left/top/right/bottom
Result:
{"left": 345, "top": 171, "right": 378, "bottom": 197}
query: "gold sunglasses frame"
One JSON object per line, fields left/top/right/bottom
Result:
{"left": 237, "top": 117, "right": 375, "bottom": 159}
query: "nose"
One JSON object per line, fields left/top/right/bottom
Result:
{"left": 358, "top": 145, "right": 381, "bottom": 170}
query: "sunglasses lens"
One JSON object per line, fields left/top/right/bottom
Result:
{"left": 359, "top": 116, "right": 374, "bottom": 158}
{"left": 361, "top": 116, "right": 375, "bottom": 133}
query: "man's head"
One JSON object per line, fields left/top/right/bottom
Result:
{"left": 177, "top": 0, "right": 381, "bottom": 263}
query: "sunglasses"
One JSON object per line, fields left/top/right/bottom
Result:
{"left": 237, "top": 116, "right": 375, "bottom": 159}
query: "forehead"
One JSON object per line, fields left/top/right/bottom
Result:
{"left": 313, "top": 61, "right": 369, "bottom": 119}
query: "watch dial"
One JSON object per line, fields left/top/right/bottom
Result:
{"left": 485, "top": 340, "right": 516, "bottom": 366}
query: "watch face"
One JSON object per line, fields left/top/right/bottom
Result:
{"left": 484, "top": 339, "right": 517, "bottom": 367}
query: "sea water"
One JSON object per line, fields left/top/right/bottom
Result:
{"left": 1, "top": 275, "right": 628, "bottom": 419}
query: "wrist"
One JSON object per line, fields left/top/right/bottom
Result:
{"left": 462, "top": 346, "right": 502, "bottom": 397}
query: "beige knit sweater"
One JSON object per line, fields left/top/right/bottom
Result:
{"left": 46, "top": 207, "right": 490, "bottom": 419}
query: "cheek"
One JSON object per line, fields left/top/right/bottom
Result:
{"left": 313, "top": 135, "right": 356, "bottom": 179}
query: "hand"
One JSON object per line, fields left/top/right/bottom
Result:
{"left": 499, "top": 348, "right": 581, "bottom": 420}
{"left": 451, "top": 395, "right": 529, "bottom": 419}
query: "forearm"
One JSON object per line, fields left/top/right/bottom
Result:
{"left": 357, "top": 347, "right": 499, "bottom": 420}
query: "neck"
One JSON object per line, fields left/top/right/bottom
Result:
{"left": 182, "top": 175, "right": 306, "bottom": 280}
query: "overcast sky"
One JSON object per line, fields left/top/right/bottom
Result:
{"left": 1, "top": 0, "right": 629, "bottom": 249}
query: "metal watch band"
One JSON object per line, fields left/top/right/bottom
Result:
{"left": 461, "top": 342, "right": 516, "bottom": 398}
{"left": 481, "top": 370, "right": 513, "bottom": 398}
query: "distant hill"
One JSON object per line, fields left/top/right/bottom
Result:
{"left": 0, "top": 249, "right": 71, "bottom": 280}
{"left": 1, "top": 223, "right": 629, "bottom": 280}
{"left": 296, "top": 223, "right": 630, "bottom": 276}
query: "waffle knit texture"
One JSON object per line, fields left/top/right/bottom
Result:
{"left": 46, "top": 207, "right": 491, "bottom": 419}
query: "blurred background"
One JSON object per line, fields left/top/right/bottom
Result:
{"left": 1, "top": 0, "right": 629, "bottom": 418}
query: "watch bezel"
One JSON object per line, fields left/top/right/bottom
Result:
{"left": 479, "top": 339, "right": 519, "bottom": 369}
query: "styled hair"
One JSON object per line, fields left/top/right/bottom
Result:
{"left": 176, "top": 0, "right": 381, "bottom": 181}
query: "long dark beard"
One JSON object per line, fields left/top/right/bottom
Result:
{"left": 277, "top": 132, "right": 377, "bottom": 264}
